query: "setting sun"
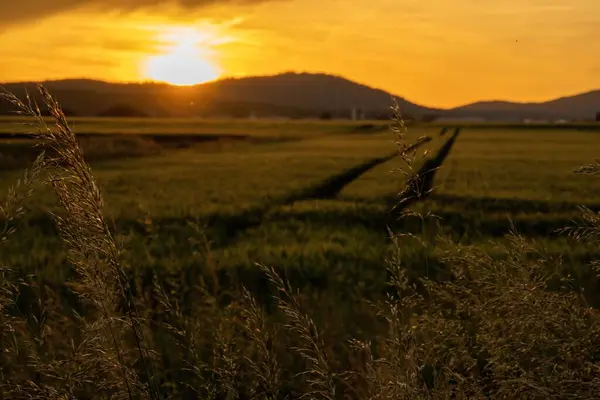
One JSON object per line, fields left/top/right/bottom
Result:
{"left": 143, "top": 27, "right": 221, "bottom": 86}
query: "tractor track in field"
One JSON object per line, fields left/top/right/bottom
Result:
{"left": 439, "top": 127, "right": 460, "bottom": 137}
{"left": 207, "top": 135, "right": 433, "bottom": 245}
{"left": 390, "top": 127, "right": 462, "bottom": 212}
{"left": 288, "top": 151, "right": 399, "bottom": 201}
{"left": 178, "top": 130, "right": 457, "bottom": 246}
{"left": 8, "top": 124, "right": 589, "bottom": 248}
{"left": 1, "top": 130, "right": 457, "bottom": 248}
{"left": 289, "top": 136, "right": 432, "bottom": 202}
{"left": 8, "top": 196, "right": 596, "bottom": 248}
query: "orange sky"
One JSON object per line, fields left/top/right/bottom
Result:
{"left": 0, "top": 0, "right": 599, "bottom": 108}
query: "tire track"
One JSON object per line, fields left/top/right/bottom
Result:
{"left": 290, "top": 136, "right": 432, "bottom": 202}
{"left": 209, "top": 135, "right": 433, "bottom": 244}
{"left": 393, "top": 128, "right": 462, "bottom": 211}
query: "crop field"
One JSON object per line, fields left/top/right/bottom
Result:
{"left": 0, "top": 122, "right": 424, "bottom": 283}
{"left": 414, "top": 128, "right": 600, "bottom": 235}
{"left": 2, "top": 120, "right": 600, "bottom": 285}
{"left": 0, "top": 116, "right": 387, "bottom": 138}
{"left": 3, "top": 115, "right": 600, "bottom": 396}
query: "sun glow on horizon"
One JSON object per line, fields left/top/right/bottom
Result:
{"left": 142, "top": 27, "right": 222, "bottom": 86}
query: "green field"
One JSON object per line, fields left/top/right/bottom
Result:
{"left": 0, "top": 116, "right": 388, "bottom": 138}
{"left": 3, "top": 119, "right": 599, "bottom": 300}
{"left": 2, "top": 116, "right": 600, "bottom": 397}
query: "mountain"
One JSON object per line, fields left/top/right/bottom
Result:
{"left": 3, "top": 73, "right": 599, "bottom": 121}
{"left": 0, "top": 73, "right": 437, "bottom": 119}
{"left": 447, "top": 90, "right": 600, "bottom": 121}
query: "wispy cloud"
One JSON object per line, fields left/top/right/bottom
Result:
{"left": 0, "top": 0, "right": 281, "bottom": 26}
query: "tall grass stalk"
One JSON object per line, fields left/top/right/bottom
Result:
{"left": 0, "top": 86, "right": 156, "bottom": 398}
{"left": 240, "top": 287, "right": 281, "bottom": 400}
{"left": 260, "top": 264, "right": 337, "bottom": 400}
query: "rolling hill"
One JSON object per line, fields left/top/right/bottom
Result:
{"left": 2, "top": 73, "right": 599, "bottom": 121}
{"left": 447, "top": 90, "right": 600, "bottom": 121}
{"left": 0, "top": 73, "right": 437, "bottom": 119}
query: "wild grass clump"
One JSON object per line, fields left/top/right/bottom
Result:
{"left": 1, "top": 86, "right": 600, "bottom": 399}
{"left": 1, "top": 86, "right": 153, "bottom": 398}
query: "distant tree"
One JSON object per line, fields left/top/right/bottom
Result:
{"left": 596, "top": 112, "right": 600, "bottom": 122}
{"left": 422, "top": 113, "right": 439, "bottom": 123}
{"left": 320, "top": 111, "right": 333, "bottom": 120}
{"left": 98, "top": 104, "right": 148, "bottom": 118}
{"left": 0, "top": 101, "right": 76, "bottom": 117}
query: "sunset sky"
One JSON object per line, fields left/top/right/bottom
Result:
{"left": 0, "top": 0, "right": 599, "bottom": 108}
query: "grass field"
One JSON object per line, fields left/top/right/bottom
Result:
{"left": 0, "top": 116, "right": 389, "bottom": 138}
{"left": 3, "top": 119, "right": 599, "bottom": 302}
{"left": 2, "top": 113, "right": 600, "bottom": 397}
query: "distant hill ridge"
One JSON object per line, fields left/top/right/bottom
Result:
{"left": 1, "top": 72, "right": 599, "bottom": 120}
{"left": 447, "top": 90, "right": 600, "bottom": 121}
{"left": 0, "top": 73, "right": 436, "bottom": 119}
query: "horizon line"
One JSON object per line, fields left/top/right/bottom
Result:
{"left": 1, "top": 71, "right": 598, "bottom": 111}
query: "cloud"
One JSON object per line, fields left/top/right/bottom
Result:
{"left": 0, "top": 0, "right": 277, "bottom": 25}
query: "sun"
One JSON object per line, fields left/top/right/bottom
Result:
{"left": 143, "top": 27, "right": 221, "bottom": 86}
